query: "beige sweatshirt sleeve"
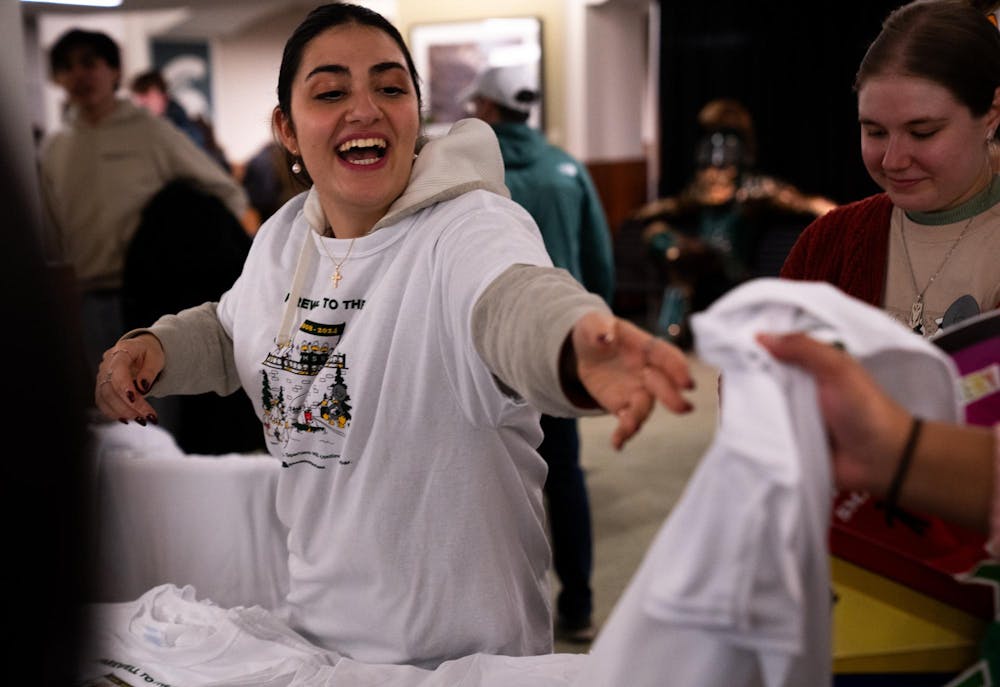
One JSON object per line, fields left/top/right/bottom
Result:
{"left": 158, "top": 120, "right": 249, "bottom": 221}
{"left": 472, "top": 264, "right": 611, "bottom": 417}
{"left": 121, "top": 301, "right": 243, "bottom": 397}
{"left": 129, "top": 266, "right": 609, "bottom": 412}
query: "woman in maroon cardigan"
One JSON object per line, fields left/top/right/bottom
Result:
{"left": 782, "top": 0, "right": 1000, "bottom": 337}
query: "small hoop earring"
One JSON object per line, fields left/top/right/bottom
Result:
{"left": 291, "top": 159, "right": 302, "bottom": 174}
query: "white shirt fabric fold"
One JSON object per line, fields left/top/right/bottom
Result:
{"left": 574, "top": 278, "right": 962, "bottom": 687}
{"left": 79, "top": 583, "right": 337, "bottom": 686}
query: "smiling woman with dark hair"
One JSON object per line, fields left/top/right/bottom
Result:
{"left": 92, "top": 2, "right": 695, "bottom": 668}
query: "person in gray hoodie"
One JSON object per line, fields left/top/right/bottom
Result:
{"left": 39, "top": 28, "right": 251, "bottom": 383}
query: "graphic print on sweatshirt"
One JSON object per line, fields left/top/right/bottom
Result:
{"left": 260, "top": 315, "right": 355, "bottom": 469}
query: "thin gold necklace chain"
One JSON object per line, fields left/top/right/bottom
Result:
{"left": 899, "top": 213, "right": 975, "bottom": 328}
{"left": 316, "top": 231, "right": 357, "bottom": 288}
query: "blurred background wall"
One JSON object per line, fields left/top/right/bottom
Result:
{"left": 17, "top": 0, "right": 908, "bottom": 255}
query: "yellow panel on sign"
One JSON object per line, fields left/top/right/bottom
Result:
{"left": 832, "top": 556, "right": 987, "bottom": 673}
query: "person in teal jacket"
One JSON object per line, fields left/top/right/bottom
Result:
{"left": 464, "top": 63, "right": 615, "bottom": 644}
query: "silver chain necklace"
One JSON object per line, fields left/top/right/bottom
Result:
{"left": 899, "top": 214, "right": 975, "bottom": 332}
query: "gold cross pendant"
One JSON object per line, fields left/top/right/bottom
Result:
{"left": 331, "top": 268, "right": 343, "bottom": 288}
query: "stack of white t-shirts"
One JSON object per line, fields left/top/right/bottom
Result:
{"left": 80, "top": 582, "right": 584, "bottom": 687}
{"left": 574, "top": 278, "right": 963, "bottom": 687}
{"left": 90, "top": 421, "right": 289, "bottom": 610}
{"left": 79, "top": 583, "right": 338, "bottom": 686}
{"left": 272, "top": 652, "right": 587, "bottom": 686}
{"left": 93, "top": 419, "right": 188, "bottom": 459}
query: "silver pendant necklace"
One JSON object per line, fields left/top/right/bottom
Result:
{"left": 899, "top": 214, "right": 975, "bottom": 333}
{"left": 317, "top": 230, "right": 357, "bottom": 288}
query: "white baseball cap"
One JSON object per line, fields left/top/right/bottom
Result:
{"left": 459, "top": 63, "right": 540, "bottom": 114}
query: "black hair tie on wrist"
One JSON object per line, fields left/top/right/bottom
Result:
{"left": 883, "top": 417, "right": 924, "bottom": 527}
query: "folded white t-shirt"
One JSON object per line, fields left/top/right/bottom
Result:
{"left": 79, "top": 584, "right": 337, "bottom": 686}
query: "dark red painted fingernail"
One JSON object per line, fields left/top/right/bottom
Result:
{"left": 135, "top": 417, "right": 147, "bottom": 427}
{"left": 127, "top": 389, "right": 135, "bottom": 403}
{"left": 118, "top": 418, "right": 128, "bottom": 425}
{"left": 146, "top": 414, "right": 158, "bottom": 425}
{"left": 139, "top": 379, "right": 150, "bottom": 393}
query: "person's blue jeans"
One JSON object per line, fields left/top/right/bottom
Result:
{"left": 81, "top": 289, "right": 125, "bottom": 383}
{"left": 539, "top": 414, "right": 593, "bottom": 627}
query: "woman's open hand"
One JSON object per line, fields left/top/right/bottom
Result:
{"left": 94, "top": 333, "right": 166, "bottom": 426}
{"left": 571, "top": 311, "right": 694, "bottom": 450}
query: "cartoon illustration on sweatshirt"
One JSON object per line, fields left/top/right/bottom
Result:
{"left": 261, "top": 319, "right": 353, "bottom": 468}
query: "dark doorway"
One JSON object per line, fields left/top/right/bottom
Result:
{"left": 657, "top": 0, "right": 902, "bottom": 205}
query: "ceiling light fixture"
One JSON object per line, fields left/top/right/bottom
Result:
{"left": 21, "top": 0, "right": 123, "bottom": 7}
